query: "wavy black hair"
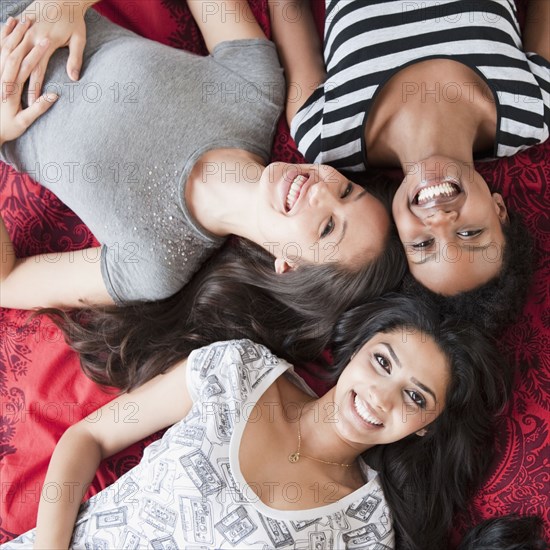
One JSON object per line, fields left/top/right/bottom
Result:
{"left": 457, "top": 514, "right": 548, "bottom": 549}
{"left": 330, "top": 293, "right": 514, "bottom": 550}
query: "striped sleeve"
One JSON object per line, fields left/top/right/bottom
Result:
{"left": 526, "top": 52, "right": 550, "bottom": 143}
{"left": 290, "top": 86, "right": 325, "bottom": 163}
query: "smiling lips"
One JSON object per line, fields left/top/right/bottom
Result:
{"left": 285, "top": 174, "right": 309, "bottom": 211}
{"left": 413, "top": 179, "right": 461, "bottom": 206}
{"left": 353, "top": 393, "right": 383, "bottom": 427}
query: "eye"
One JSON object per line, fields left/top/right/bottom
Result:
{"left": 374, "top": 353, "right": 391, "bottom": 374}
{"left": 457, "top": 229, "right": 483, "bottom": 238}
{"left": 405, "top": 390, "right": 426, "bottom": 409}
{"left": 412, "top": 238, "right": 435, "bottom": 249}
{"left": 341, "top": 182, "right": 353, "bottom": 199}
{"left": 321, "top": 217, "right": 335, "bottom": 238}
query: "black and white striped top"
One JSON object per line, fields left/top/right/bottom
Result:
{"left": 291, "top": 0, "right": 550, "bottom": 172}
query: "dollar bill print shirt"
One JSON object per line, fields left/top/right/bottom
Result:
{"left": 2, "top": 340, "right": 395, "bottom": 549}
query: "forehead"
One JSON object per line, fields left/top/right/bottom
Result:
{"left": 368, "top": 328, "right": 436, "bottom": 351}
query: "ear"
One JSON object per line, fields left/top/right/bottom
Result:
{"left": 274, "top": 257, "right": 294, "bottom": 274}
{"left": 415, "top": 428, "right": 427, "bottom": 437}
{"left": 491, "top": 193, "right": 509, "bottom": 224}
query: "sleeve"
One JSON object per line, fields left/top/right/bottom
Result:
{"left": 290, "top": 85, "right": 326, "bottom": 164}
{"left": 526, "top": 52, "right": 550, "bottom": 139}
{"left": 185, "top": 346, "right": 207, "bottom": 403}
{"left": 184, "top": 340, "right": 285, "bottom": 404}
{"left": 100, "top": 245, "right": 188, "bottom": 305}
{"left": 1, "top": 0, "right": 34, "bottom": 21}
{"left": 212, "top": 39, "right": 286, "bottom": 109}
{"left": 185, "top": 341, "right": 241, "bottom": 403}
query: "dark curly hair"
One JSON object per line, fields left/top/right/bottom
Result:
{"left": 457, "top": 514, "right": 548, "bottom": 550}
{"left": 401, "top": 212, "right": 534, "bottom": 334}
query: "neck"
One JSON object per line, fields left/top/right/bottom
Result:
{"left": 185, "top": 148, "right": 265, "bottom": 238}
{"left": 390, "top": 100, "right": 478, "bottom": 168}
{"left": 295, "top": 390, "right": 370, "bottom": 467}
{"left": 366, "top": 60, "right": 496, "bottom": 168}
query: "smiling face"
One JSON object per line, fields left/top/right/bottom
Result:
{"left": 392, "top": 157, "right": 508, "bottom": 295}
{"left": 331, "top": 329, "right": 449, "bottom": 449}
{"left": 254, "top": 163, "right": 390, "bottom": 270}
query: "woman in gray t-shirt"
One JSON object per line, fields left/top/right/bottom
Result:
{"left": 0, "top": 0, "right": 398, "bottom": 312}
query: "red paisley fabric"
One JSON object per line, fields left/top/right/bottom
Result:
{"left": 0, "top": 0, "right": 548, "bottom": 543}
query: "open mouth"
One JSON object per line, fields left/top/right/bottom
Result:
{"left": 285, "top": 174, "right": 310, "bottom": 212}
{"left": 353, "top": 392, "right": 383, "bottom": 427}
{"left": 413, "top": 179, "right": 461, "bottom": 206}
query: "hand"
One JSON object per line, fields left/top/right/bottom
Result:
{"left": 15, "top": 0, "right": 89, "bottom": 104}
{"left": 0, "top": 18, "right": 58, "bottom": 146}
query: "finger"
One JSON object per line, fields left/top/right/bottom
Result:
{"left": 27, "top": 60, "right": 46, "bottom": 105}
{"left": 1, "top": 79, "right": 20, "bottom": 103}
{"left": 0, "top": 17, "right": 17, "bottom": 45}
{"left": 1, "top": 34, "right": 40, "bottom": 84}
{"left": 19, "top": 40, "right": 51, "bottom": 104}
{"left": 0, "top": 19, "right": 31, "bottom": 75}
{"left": 18, "top": 38, "right": 49, "bottom": 83}
{"left": 0, "top": 18, "right": 31, "bottom": 52}
{"left": 16, "top": 92, "right": 58, "bottom": 131}
{"left": 67, "top": 31, "right": 86, "bottom": 81}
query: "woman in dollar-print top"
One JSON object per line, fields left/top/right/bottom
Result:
{"left": 2, "top": 294, "right": 544, "bottom": 550}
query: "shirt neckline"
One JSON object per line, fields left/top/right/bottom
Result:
{"left": 178, "top": 140, "right": 268, "bottom": 243}
{"left": 228, "top": 364, "right": 381, "bottom": 520}
{"left": 359, "top": 55, "right": 504, "bottom": 167}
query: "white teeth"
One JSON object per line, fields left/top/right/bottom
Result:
{"left": 417, "top": 182, "right": 458, "bottom": 205}
{"left": 286, "top": 175, "right": 308, "bottom": 211}
{"left": 354, "top": 395, "right": 383, "bottom": 426}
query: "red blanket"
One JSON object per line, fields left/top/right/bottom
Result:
{"left": 1, "top": 0, "right": 548, "bottom": 543}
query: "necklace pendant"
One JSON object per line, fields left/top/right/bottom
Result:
{"left": 288, "top": 452, "right": 300, "bottom": 463}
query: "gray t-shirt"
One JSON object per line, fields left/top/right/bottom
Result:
{"left": 0, "top": 2, "right": 285, "bottom": 304}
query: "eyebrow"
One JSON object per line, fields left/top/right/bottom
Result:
{"left": 383, "top": 343, "right": 437, "bottom": 403}
{"left": 335, "top": 189, "right": 368, "bottom": 246}
{"left": 411, "top": 377, "right": 437, "bottom": 403}
{"left": 382, "top": 343, "right": 402, "bottom": 369}
{"left": 410, "top": 242, "right": 496, "bottom": 265}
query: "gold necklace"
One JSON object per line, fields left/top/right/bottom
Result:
{"left": 288, "top": 408, "right": 352, "bottom": 468}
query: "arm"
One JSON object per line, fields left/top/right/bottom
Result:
{"left": 0, "top": 22, "right": 113, "bottom": 309}
{"left": 11, "top": 0, "right": 98, "bottom": 104}
{"left": 523, "top": 0, "right": 550, "bottom": 62}
{"left": 186, "top": 0, "right": 266, "bottom": 52}
{"left": 33, "top": 357, "right": 193, "bottom": 550}
{"left": 268, "top": 0, "right": 326, "bottom": 126}
{"left": 0, "top": 237, "right": 115, "bottom": 309}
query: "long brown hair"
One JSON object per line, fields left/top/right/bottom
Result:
{"left": 43, "top": 233, "right": 406, "bottom": 391}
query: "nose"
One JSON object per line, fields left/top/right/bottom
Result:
{"left": 369, "top": 385, "right": 391, "bottom": 413}
{"left": 422, "top": 209, "right": 457, "bottom": 227}
{"left": 308, "top": 180, "right": 335, "bottom": 208}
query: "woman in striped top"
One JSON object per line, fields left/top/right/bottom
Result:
{"left": 270, "top": 0, "right": 549, "bottom": 297}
